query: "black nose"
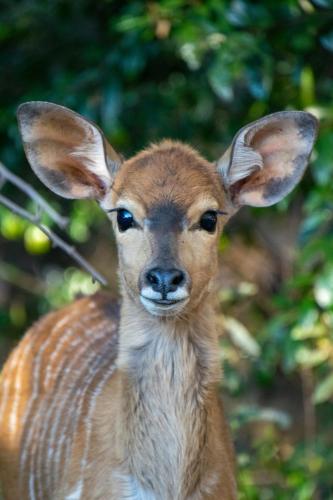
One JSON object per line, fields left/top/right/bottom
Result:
{"left": 145, "top": 268, "right": 185, "bottom": 296}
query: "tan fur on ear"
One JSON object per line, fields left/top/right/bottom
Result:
{"left": 218, "top": 111, "right": 318, "bottom": 207}
{"left": 17, "top": 102, "right": 121, "bottom": 200}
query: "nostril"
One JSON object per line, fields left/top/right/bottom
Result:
{"left": 145, "top": 267, "right": 186, "bottom": 295}
{"left": 171, "top": 271, "right": 184, "bottom": 286}
{"left": 147, "top": 272, "right": 158, "bottom": 285}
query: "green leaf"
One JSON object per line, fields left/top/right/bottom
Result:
{"left": 223, "top": 316, "right": 261, "bottom": 357}
{"left": 313, "top": 373, "right": 333, "bottom": 404}
{"left": 296, "top": 347, "right": 329, "bottom": 367}
{"left": 300, "top": 66, "right": 315, "bottom": 107}
{"left": 320, "top": 31, "right": 333, "bottom": 52}
{"left": 208, "top": 61, "right": 234, "bottom": 101}
{"left": 314, "top": 266, "right": 333, "bottom": 308}
{"left": 232, "top": 404, "right": 291, "bottom": 430}
{"left": 313, "top": 0, "right": 333, "bottom": 6}
{"left": 291, "top": 323, "right": 326, "bottom": 340}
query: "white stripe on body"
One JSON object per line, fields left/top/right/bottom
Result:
{"left": 29, "top": 312, "right": 107, "bottom": 496}
{"left": 53, "top": 324, "right": 116, "bottom": 495}
{"left": 46, "top": 320, "right": 113, "bottom": 493}
{"left": 19, "top": 311, "right": 79, "bottom": 498}
{"left": 78, "top": 350, "right": 117, "bottom": 496}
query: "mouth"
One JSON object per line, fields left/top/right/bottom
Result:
{"left": 147, "top": 298, "right": 184, "bottom": 306}
{"left": 140, "top": 295, "right": 189, "bottom": 316}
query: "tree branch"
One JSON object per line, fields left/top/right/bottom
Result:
{"left": 0, "top": 190, "right": 108, "bottom": 287}
{"left": 0, "top": 162, "right": 69, "bottom": 229}
{"left": 0, "top": 261, "right": 44, "bottom": 295}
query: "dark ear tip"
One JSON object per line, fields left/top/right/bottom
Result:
{"left": 17, "top": 101, "right": 64, "bottom": 122}
{"left": 16, "top": 102, "right": 30, "bottom": 120}
{"left": 16, "top": 101, "right": 45, "bottom": 124}
{"left": 296, "top": 111, "right": 319, "bottom": 140}
{"left": 267, "top": 110, "right": 319, "bottom": 136}
{"left": 308, "top": 112, "right": 319, "bottom": 137}
{"left": 301, "top": 110, "right": 319, "bottom": 126}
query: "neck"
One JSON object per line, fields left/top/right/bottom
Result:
{"left": 118, "top": 294, "right": 220, "bottom": 379}
{"left": 114, "top": 294, "right": 226, "bottom": 499}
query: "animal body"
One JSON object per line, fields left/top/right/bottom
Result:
{"left": 0, "top": 102, "right": 318, "bottom": 499}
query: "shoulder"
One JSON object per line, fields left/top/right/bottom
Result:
{"left": 30, "top": 291, "right": 119, "bottom": 333}
{"left": 25, "top": 291, "right": 119, "bottom": 348}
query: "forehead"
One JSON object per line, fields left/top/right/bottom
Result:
{"left": 111, "top": 140, "right": 224, "bottom": 211}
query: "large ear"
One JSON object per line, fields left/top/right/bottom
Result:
{"left": 217, "top": 111, "right": 318, "bottom": 208}
{"left": 17, "top": 101, "right": 121, "bottom": 200}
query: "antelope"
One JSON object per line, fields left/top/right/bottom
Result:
{"left": 0, "top": 102, "right": 317, "bottom": 500}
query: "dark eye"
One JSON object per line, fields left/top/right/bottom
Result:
{"left": 199, "top": 211, "right": 218, "bottom": 233}
{"left": 117, "top": 209, "right": 134, "bottom": 232}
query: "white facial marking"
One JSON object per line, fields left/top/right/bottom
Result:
{"left": 140, "top": 286, "right": 162, "bottom": 301}
{"left": 140, "top": 296, "right": 189, "bottom": 317}
{"left": 141, "top": 286, "right": 189, "bottom": 303}
{"left": 165, "top": 287, "right": 189, "bottom": 301}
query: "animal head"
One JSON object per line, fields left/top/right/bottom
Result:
{"left": 17, "top": 102, "right": 318, "bottom": 317}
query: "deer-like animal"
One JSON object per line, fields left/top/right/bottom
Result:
{"left": 0, "top": 102, "right": 318, "bottom": 499}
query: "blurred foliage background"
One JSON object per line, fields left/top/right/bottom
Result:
{"left": 0, "top": 0, "right": 333, "bottom": 498}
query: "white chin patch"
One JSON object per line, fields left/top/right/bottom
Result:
{"left": 140, "top": 296, "right": 189, "bottom": 317}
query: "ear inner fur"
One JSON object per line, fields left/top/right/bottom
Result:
{"left": 218, "top": 110, "right": 318, "bottom": 207}
{"left": 17, "top": 101, "right": 121, "bottom": 200}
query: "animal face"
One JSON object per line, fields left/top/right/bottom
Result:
{"left": 107, "top": 142, "right": 228, "bottom": 316}
{"left": 17, "top": 102, "right": 318, "bottom": 317}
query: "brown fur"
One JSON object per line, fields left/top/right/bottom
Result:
{"left": 0, "top": 103, "right": 318, "bottom": 499}
{"left": 109, "top": 141, "right": 229, "bottom": 313}
{"left": 0, "top": 143, "right": 236, "bottom": 500}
